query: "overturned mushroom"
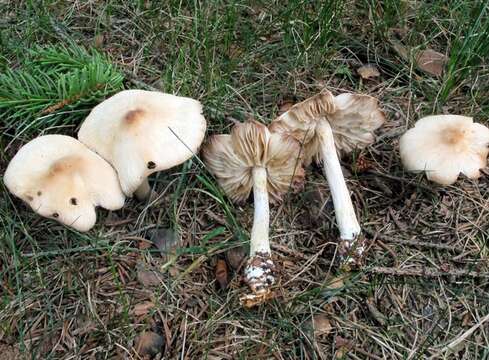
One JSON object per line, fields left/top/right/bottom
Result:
{"left": 270, "top": 90, "right": 385, "bottom": 260}
{"left": 78, "top": 90, "right": 207, "bottom": 200}
{"left": 400, "top": 115, "right": 489, "bottom": 185}
{"left": 4, "top": 135, "right": 125, "bottom": 231}
{"left": 203, "top": 120, "right": 304, "bottom": 307}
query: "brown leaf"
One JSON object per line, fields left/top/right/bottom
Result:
{"left": 137, "top": 261, "right": 164, "bottom": 287}
{"left": 326, "top": 276, "right": 344, "bottom": 290}
{"left": 135, "top": 331, "right": 164, "bottom": 358}
{"left": 354, "top": 155, "right": 374, "bottom": 173}
{"left": 357, "top": 64, "right": 380, "bottom": 79}
{"left": 335, "top": 336, "right": 353, "bottom": 358}
{"left": 312, "top": 314, "right": 332, "bottom": 336}
{"left": 215, "top": 259, "right": 229, "bottom": 289}
{"left": 416, "top": 49, "right": 447, "bottom": 76}
{"left": 132, "top": 301, "right": 155, "bottom": 316}
{"left": 93, "top": 34, "right": 104, "bottom": 48}
{"left": 147, "top": 228, "right": 180, "bottom": 257}
{"left": 225, "top": 246, "right": 247, "bottom": 270}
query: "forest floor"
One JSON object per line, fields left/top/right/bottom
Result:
{"left": 1, "top": 1, "right": 488, "bottom": 359}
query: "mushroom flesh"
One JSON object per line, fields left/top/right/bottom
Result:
{"left": 400, "top": 115, "right": 489, "bottom": 185}
{"left": 78, "top": 89, "right": 207, "bottom": 200}
{"left": 4, "top": 135, "right": 125, "bottom": 231}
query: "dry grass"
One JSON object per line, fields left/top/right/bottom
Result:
{"left": 1, "top": 1, "right": 488, "bottom": 359}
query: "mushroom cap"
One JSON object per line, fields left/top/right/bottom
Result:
{"left": 4, "top": 135, "right": 125, "bottom": 231}
{"left": 399, "top": 115, "right": 489, "bottom": 185}
{"left": 270, "top": 90, "right": 385, "bottom": 165}
{"left": 202, "top": 120, "right": 305, "bottom": 203}
{"left": 78, "top": 90, "right": 207, "bottom": 196}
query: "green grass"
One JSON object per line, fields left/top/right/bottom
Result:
{"left": 1, "top": 0, "right": 489, "bottom": 359}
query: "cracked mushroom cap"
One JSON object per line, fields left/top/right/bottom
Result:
{"left": 399, "top": 115, "right": 489, "bottom": 185}
{"left": 78, "top": 90, "right": 207, "bottom": 196}
{"left": 202, "top": 120, "right": 305, "bottom": 203}
{"left": 270, "top": 90, "right": 385, "bottom": 165}
{"left": 4, "top": 135, "right": 125, "bottom": 231}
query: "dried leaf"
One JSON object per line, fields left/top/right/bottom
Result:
{"left": 312, "top": 314, "right": 332, "bottom": 336}
{"left": 357, "top": 64, "right": 380, "bottom": 79}
{"left": 215, "top": 259, "right": 229, "bottom": 289}
{"left": 93, "top": 34, "right": 104, "bottom": 48}
{"left": 354, "top": 155, "right": 374, "bottom": 173}
{"left": 326, "top": 276, "right": 344, "bottom": 289}
{"left": 225, "top": 246, "right": 247, "bottom": 270}
{"left": 135, "top": 331, "right": 164, "bottom": 358}
{"left": 416, "top": 49, "right": 447, "bottom": 76}
{"left": 147, "top": 228, "right": 180, "bottom": 257}
{"left": 138, "top": 239, "right": 153, "bottom": 250}
{"left": 335, "top": 336, "right": 353, "bottom": 358}
{"left": 137, "top": 270, "right": 162, "bottom": 287}
{"left": 137, "top": 261, "right": 164, "bottom": 287}
{"left": 132, "top": 301, "right": 155, "bottom": 316}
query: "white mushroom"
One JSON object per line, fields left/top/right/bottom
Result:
{"left": 4, "top": 135, "right": 125, "bottom": 231}
{"left": 400, "top": 115, "right": 489, "bottom": 185}
{"left": 270, "top": 90, "right": 385, "bottom": 260}
{"left": 203, "top": 120, "right": 304, "bottom": 307}
{"left": 78, "top": 90, "right": 207, "bottom": 200}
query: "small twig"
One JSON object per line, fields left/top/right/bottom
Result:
{"left": 364, "top": 228, "right": 462, "bottom": 253}
{"left": 367, "top": 266, "right": 489, "bottom": 278}
{"left": 41, "top": 83, "right": 105, "bottom": 114}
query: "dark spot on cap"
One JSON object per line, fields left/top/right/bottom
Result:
{"left": 37, "top": 191, "right": 42, "bottom": 196}
{"left": 70, "top": 198, "right": 77, "bottom": 205}
{"left": 26, "top": 195, "right": 33, "bottom": 201}
{"left": 52, "top": 212, "right": 59, "bottom": 218}
{"left": 147, "top": 161, "right": 156, "bottom": 169}
{"left": 124, "top": 108, "right": 145, "bottom": 124}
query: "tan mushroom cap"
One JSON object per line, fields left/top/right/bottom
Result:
{"left": 399, "top": 115, "right": 489, "bottom": 185}
{"left": 4, "top": 135, "right": 125, "bottom": 231}
{"left": 202, "top": 120, "right": 305, "bottom": 203}
{"left": 270, "top": 90, "right": 385, "bottom": 165}
{"left": 78, "top": 90, "right": 207, "bottom": 196}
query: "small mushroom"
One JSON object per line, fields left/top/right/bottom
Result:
{"left": 270, "top": 90, "right": 385, "bottom": 259}
{"left": 4, "top": 135, "right": 125, "bottom": 231}
{"left": 78, "top": 90, "right": 207, "bottom": 200}
{"left": 203, "top": 120, "right": 304, "bottom": 306}
{"left": 399, "top": 115, "right": 489, "bottom": 185}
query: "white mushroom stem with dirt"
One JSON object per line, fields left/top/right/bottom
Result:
{"left": 203, "top": 120, "right": 304, "bottom": 307}
{"left": 270, "top": 90, "right": 385, "bottom": 261}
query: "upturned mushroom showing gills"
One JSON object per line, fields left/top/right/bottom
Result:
{"left": 203, "top": 120, "right": 304, "bottom": 307}
{"left": 4, "top": 135, "right": 125, "bottom": 231}
{"left": 78, "top": 90, "right": 207, "bottom": 200}
{"left": 270, "top": 90, "right": 385, "bottom": 260}
{"left": 400, "top": 115, "right": 489, "bottom": 185}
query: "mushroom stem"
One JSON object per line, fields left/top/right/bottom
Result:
{"left": 250, "top": 166, "right": 270, "bottom": 256}
{"left": 317, "top": 121, "right": 361, "bottom": 253}
{"left": 241, "top": 166, "right": 276, "bottom": 306}
{"left": 134, "top": 179, "right": 151, "bottom": 201}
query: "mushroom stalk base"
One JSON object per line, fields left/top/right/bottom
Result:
{"left": 240, "top": 167, "right": 276, "bottom": 307}
{"left": 317, "top": 121, "right": 362, "bottom": 259}
{"left": 134, "top": 179, "right": 157, "bottom": 202}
